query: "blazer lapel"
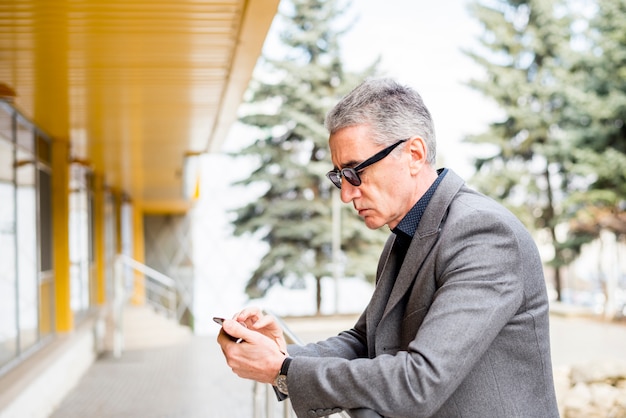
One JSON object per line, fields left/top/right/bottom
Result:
{"left": 365, "top": 234, "right": 401, "bottom": 356}
{"left": 383, "top": 231, "right": 439, "bottom": 318}
{"left": 381, "top": 170, "right": 465, "bottom": 321}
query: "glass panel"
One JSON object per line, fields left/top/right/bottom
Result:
{"left": 0, "top": 106, "right": 11, "bottom": 143}
{"left": 0, "top": 110, "right": 12, "bottom": 181}
{"left": 69, "top": 190, "right": 87, "bottom": 312}
{"left": 0, "top": 136, "right": 17, "bottom": 367}
{"left": 39, "top": 169, "right": 53, "bottom": 272}
{"left": 69, "top": 164, "right": 91, "bottom": 315}
{"left": 120, "top": 201, "right": 134, "bottom": 293}
{"left": 16, "top": 147, "right": 38, "bottom": 351}
{"left": 15, "top": 115, "right": 34, "bottom": 154}
{"left": 104, "top": 191, "right": 116, "bottom": 302}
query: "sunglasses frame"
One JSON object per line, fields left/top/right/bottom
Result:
{"left": 326, "top": 139, "right": 408, "bottom": 189}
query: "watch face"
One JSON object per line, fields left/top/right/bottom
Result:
{"left": 276, "top": 375, "right": 289, "bottom": 395}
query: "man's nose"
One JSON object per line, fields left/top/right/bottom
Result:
{"left": 340, "top": 181, "right": 360, "bottom": 203}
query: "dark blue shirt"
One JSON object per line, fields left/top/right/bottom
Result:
{"left": 389, "top": 168, "right": 448, "bottom": 268}
{"left": 392, "top": 168, "right": 448, "bottom": 239}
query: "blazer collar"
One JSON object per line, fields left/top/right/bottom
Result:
{"left": 380, "top": 170, "right": 465, "bottom": 322}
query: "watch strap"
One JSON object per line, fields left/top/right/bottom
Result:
{"left": 280, "top": 356, "right": 292, "bottom": 376}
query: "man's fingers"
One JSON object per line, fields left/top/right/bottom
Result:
{"left": 251, "top": 314, "right": 275, "bottom": 330}
{"left": 233, "top": 307, "right": 264, "bottom": 328}
{"left": 234, "top": 307, "right": 262, "bottom": 321}
{"left": 222, "top": 318, "right": 254, "bottom": 342}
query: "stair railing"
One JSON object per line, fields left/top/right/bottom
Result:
{"left": 112, "top": 254, "right": 190, "bottom": 358}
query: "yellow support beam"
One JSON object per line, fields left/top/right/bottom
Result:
{"left": 32, "top": 1, "right": 73, "bottom": 332}
{"left": 51, "top": 139, "right": 72, "bottom": 332}
{"left": 93, "top": 173, "right": 106, "bottom": 305}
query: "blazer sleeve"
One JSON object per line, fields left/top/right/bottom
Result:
{"left": 287, "top": 309, "right": 369, "bottom": 359}
{"left": 286, "top": 207, "right": 533, "bottom": 417}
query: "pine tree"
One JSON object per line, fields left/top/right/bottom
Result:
{"left": 565, "top": 0, "right": 626, "bottom": 240}
{"left": 560, "top": 0, "right": 626, "bottom": 317}
{"left": 463, "top": 0, "right": 576, "bottom": 300}
{"left": 230, "top": 0, "right": 386, "bottom": 314}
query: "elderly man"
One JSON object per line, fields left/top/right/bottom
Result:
{"left": 217, "top": 78, "right": 559, "bottom": 418}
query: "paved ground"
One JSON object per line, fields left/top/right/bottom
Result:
{"left": 550, "top": 314, "right": 626, "bottom": 368}
{"left": 49, "top": 311, "right": 625, "bottom": 418}
{"left": 50, "top": 336, "right": 253, "bottom": 418}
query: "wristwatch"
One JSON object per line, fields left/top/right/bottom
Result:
{"left": 274, "top": 356, "right": 293, "bottom": 395}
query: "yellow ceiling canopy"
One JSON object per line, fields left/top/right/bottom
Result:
{"left": 0, "top": 0, "right": 279, "bottom": 212}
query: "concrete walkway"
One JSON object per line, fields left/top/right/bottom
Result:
{"left": 550, "top": 314, "right": 626, "bottom": 368}
{"left": 50, "top": 336, "right": 253, "bottom": 418}
{"left": 49, "top": 309, "right": 626, "bottom": 418}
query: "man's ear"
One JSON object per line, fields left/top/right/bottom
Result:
{"left": 407, "top": 136, "right": 428, "bottom": 175}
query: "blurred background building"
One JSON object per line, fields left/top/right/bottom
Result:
{"left": 0, "top": 0, "right": 279, "bottom": 416}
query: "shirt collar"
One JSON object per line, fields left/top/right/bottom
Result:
{"left": 392, "top": 168, "right": 448, "bottom": 238}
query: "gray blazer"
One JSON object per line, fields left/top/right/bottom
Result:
{"left": 286, "top": 170, "right": 559, "bottom": 418}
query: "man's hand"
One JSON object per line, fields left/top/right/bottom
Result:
{"left": 233, "top": 307, "right": 288, "bottom": 354}
{"left": 217, "top": 318, "right": 286, "bottom": 384}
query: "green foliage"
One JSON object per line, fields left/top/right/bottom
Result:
{"left": 464, "top": 0, "right": 626, "bottom": 300}
{"left": 465, "top": 0, "right": 574, "bottom": 229}
{"left": 464, "top": 0, "right": 580, "bottom": 299}
{"left": 230, "top": 0, "right": 386, "bottom": 302}
{"left": 563, "top": 0, "right": 626, "bottom": 239}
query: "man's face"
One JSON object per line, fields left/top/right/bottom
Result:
{"left": 329, "top": 125, "right": 417, "bottom": 230}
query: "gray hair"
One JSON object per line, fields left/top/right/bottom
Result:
{"left": 325, "top": 78, "right": 436, "bottom": 165}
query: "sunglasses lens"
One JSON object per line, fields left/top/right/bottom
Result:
{"left": 326, "top": 168, "right": 361, "bottom": 189}
{"left": 343, "top": 169, "right": 361, "bottom": 186}
{"left": 326, "top": 171, "right": 342, "bottom": 189}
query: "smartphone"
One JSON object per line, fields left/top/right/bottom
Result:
{"left": 213, "top": 317, "right": 244, "bottom": 343}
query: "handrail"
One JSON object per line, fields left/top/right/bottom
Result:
{"left": 117, "top": 253, "right": 177, "bottom": 287}
{"left": 252, "top": 310, "right": 349, "bottom": 418}
{"left": 112, "top": 254, "right": 191, "bottom": 358}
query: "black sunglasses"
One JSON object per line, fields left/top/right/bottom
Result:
{"left": 326, "top": 139, "right": 408, "bottom": 189}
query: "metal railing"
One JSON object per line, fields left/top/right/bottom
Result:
{"left": 252, "top": 311, "right": 349, "bottom": 418}
{"left": 112, "top": 254, "right": 191, "bottom": 358}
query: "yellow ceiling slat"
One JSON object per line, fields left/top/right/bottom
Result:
{"left": 0, "top": 0, "right": 279, "bottom": 212}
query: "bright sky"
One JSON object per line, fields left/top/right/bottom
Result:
{"left": 339, "top": 0, "right": 499, "bottom": 179}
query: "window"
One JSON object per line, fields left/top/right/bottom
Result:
{"left": 0, "top": 113, "right": 17, "bottom": 367}
{"left": 0, "top": 102, "right": 54, "bottom": 372}
{"left": 69, "top": 163, "right": 93, "bottom": 316}
{"left": 16, "top": 131, "right": 38, "bottom": 352}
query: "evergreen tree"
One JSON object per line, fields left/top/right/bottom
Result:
{"left": 565, "top": 0, "right": 626, "bottom": 241}
{"left": 463, "top": 0, "right": 576, "bottom": 300}
{"left": 230, "top": 0, "right": 386, "bottom": 314}
{"left": 560, "top": 0, "right": 626, "bottom": 317}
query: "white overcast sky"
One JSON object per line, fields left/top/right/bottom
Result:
{"left": 339, "top": 0, "right": 500, "bottom": 179}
